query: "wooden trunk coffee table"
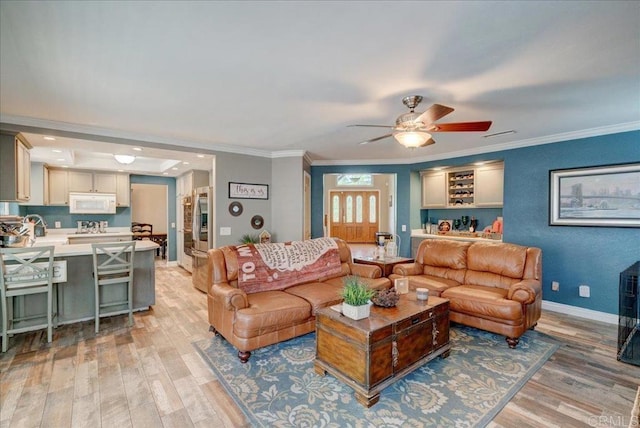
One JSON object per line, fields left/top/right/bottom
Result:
{"left": 314, "top": 294, "right": 450, "bottom": 407}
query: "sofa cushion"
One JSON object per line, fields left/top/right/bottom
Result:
{"left": 234, "top": 291, "right": 312, "bottom": 339}
{"left": 402, "top": 274, "right": 460, "bottom": 296}
{"left": 285, "top": 282, "right": 343, "bottom": 315}
{"left": 442, "top": 285, "right": 523, "bottom": 323}
{"left": 419, "top": 239, "right": 471, "bottom": 270}
{"left": 467, "top": 242, "right": 527, "bottom": 281}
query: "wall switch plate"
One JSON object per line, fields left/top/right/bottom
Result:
{"left": 54, "top": 221, "right": 61, "bottom": 228}
{"left": 401, "top": 225, "right": 407, "bottom": 232}
{"left": 579, "top": 284, "right": 590, "bottom": 298}
{"left": 551, "top": 281, "right": 559, "bottom": 291}
{"left": 171, "top": 222, "right": 175, "bottom": 228}
{"left": 220, "top": 227, "right": 231, "bottom": 236}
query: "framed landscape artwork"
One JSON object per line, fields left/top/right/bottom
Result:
{"left": 549, "top": 163, "right": 640, "bottom": 227}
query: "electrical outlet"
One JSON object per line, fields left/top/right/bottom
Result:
{"left": 551, "top": 281, "right": 559, "bottom": 291}
{"left": 54, "top": 221, "right": 61, "bottom": 228}
{"left": 579, "top": 284, "right": 590, "bottom": 298}
{"left": 401, "top": 225, "right": 407, "bottom": 232}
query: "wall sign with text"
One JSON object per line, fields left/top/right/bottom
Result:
{"left": 229, "top": 182, "right": 269, "bottom": 200}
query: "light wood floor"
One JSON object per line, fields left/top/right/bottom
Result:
{"left": 1, "top": 260, "right": 639, "bottom": 428}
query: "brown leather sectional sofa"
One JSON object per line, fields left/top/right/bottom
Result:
{"left": 389, "top": 238, "right": 542, "bottom": 348}
{"left": 207, "top": 238, "right": 391, "bottom": 362}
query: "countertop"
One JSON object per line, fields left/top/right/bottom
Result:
{"left": 411, "top": 230, "right": 502, "bottom": 242}
{"left": 27, "top": 228, "right": 158, "bottom": 256}
{"left": 31, "top": 240, "right": 158, "bottom": 257}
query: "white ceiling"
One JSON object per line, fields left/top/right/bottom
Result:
{"left": 1, "top": 1, "right": 639, "bottom": 173}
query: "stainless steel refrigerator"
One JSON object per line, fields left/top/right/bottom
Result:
{"left": 191, "top": 186, "right": 214, "bottom": 292}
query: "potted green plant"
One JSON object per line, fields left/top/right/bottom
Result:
{"left": 340, "top": 276, "right": 375, "bottom": 320}
{"left": 239, "top": 233, "right": 260, "bottom": 244}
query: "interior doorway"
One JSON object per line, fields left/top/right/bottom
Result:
{"left": 323, "top": 173, "right": 396, "bottom": 244}
{"left": 131, "top": 183, "right": 168, "bottom": 258}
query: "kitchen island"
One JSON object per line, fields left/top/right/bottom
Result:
{"left": 2, "top": 239, "right": 158, "bottom": 330}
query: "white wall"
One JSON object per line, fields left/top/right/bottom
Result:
{"left": 131, "top": 183, "right": 167, "bottom": 233}
{"left": 271, "top": 156, "right": 304, "bottom": 242}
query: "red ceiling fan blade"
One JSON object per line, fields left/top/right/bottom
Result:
{"left": 429, "top": 121, "right": 492, "bottom": 132}
{"left": 414, "top": 104, "right": 454, "bottom": 125}
{"left": 359, "top": 133, "right": 393, "bottom": 145}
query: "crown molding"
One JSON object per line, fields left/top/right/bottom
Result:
{"left": 3, "top": 114, "right": 638, "bottom": 167}
{"left": 311, "top": 121, "right": 640, "bottom": 166}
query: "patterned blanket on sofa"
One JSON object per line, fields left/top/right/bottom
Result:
{"left": 234, "top": 237, "right": 342, "bottom": 293}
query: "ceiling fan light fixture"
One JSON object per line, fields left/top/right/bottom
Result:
{"left": 393, "top": 130, "right": 432, "bottom": 148}
{"left": 114, "top": 154, "right": 136, "bottom": 164}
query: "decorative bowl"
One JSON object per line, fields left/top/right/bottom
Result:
{"left": 371, "top": 289, "right": 400, "bottom": 307}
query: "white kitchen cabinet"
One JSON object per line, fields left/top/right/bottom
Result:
{"left": 94, "top": 172, "right": 117, "bottom": 193}
{"left": 20, "top": 162, "right": 46, "bottom": 206}
{"left": 474, "top": 163, "right": 504, "bottom": 207}
{"left": 421, "top": 171, "right": 447, "bottom": 208}
{"left": 48, "top": 169, "right": 130, "bottom": 207}
{"left": 0, "top": 132, "right": 32, "bottom": 202}
{"left": 116, "top": 174, "right": 130, "bottom": 206}
{"left": 68, "top": 170, "right": 95, "bottom": 193}
{"left": 48, "top": 168, "right": 69, "bottom": 205}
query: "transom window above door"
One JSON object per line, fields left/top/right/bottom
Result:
{"left": 336, "top": 174, "right": 373, "bottom": 186}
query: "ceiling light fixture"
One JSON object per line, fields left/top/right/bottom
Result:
{"left": 393, "top": 131, "right": 433, "bottom": 148}
{"left": 43, "top": 136, "right": 56, "bottom": 141}
{"left": 114, "top": 154, "right": 136, "bottom": 165}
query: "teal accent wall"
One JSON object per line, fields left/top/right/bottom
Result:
{"left": 312, "top": 130, "right": 640, "bottom": 315}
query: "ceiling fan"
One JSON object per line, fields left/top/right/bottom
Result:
{"left": 349, "top": 95, "right": 492, "bottom": 148}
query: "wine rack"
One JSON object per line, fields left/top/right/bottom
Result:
{"left": 448, "top": 169, "right": 474, "bottom": 207}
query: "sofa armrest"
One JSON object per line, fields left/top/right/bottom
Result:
{"left": 392, "top": 262, "right": 424, "bottom": 276}
{"left": 507, "top": 279, "right": 542, "bottom": 304}
{"left": 212, "top": 283, "right": 249, "bottom": 310}
{"left": 350, "top": 262, "right": 382, "bottom": 278}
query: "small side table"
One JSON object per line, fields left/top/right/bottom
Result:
{"left": 353, "top": 256, "right": 414, "bottom": 277}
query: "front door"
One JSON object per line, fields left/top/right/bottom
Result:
{"left": 329, "top": 191, "right": 379, "bottom": 243}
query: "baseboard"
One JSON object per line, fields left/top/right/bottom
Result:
{"left": 542, "top": 300, "right": 617, "bottom": 325}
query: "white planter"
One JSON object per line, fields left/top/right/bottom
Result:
{"left": 342, "top": 301, "right": 372, "bottom": 320}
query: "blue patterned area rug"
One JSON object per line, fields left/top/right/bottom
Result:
{"left": 193, "top": 325, "right": 558, "bottom": 427}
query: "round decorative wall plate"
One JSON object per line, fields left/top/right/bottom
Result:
{"left": 251, "top": 215, "right": 264, "bottom": 229}
{"left": 229, "top": 201, "right": 243, "bottom": 216}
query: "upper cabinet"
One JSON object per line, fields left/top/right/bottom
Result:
{"left": 421, "top": 171, "right": 447, "bottom": 208}
{"left": 47, "top": 168, "right": 130, "bottom": 207}
{"left": 421, "top": 161, "right": 504, "bottom": 209}
{"left": 0, "top": 132, "right": 32, "bottom": 202}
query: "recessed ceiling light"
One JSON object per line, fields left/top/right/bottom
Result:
{"left": 183, "top": 161, "right": 190, "bottom": 165}
{"left": 117, "top": 169, "right": 124, "bottom": 172}
{"left": 132, "top": 147, "right": 142, "bottom": 151}
{"left": 197, "top": 154, "right": 205, "bottom": 158}
{"left": 474, "top": 162, "right": 486, "bottom": 166}
{"left": 172, "top": 167, "right": 178, "bottom": 170}
{"left": 163, "top": 172, "right": 169, "bottom": 175}
{"left": 52, "top": 149, "right": 62, "bottom": 153}
{"left": 62, "top": 165, "right": 69, "bottom": 168}
{"left": 43, "top": 136, "right": 56, "bottom": 141}
{"left": 56, "top": 158, "right": 65, "bottom": 161}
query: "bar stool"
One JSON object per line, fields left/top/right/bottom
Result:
{"left": 91, "top": 241, "right": 136, "bottom": 333}
{"left": 0, "top": 246, "right": 56, "bottom": 353}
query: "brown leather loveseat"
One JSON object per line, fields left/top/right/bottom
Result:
{"left": 389, "top": 239, "right": 542, "bottom": 348}
{"left": 207, "top": 237, "right": 391, "bottom": 362}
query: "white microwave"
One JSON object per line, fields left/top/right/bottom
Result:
{"left": 69, "top": 192, "right": 117, "bottom": 214}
